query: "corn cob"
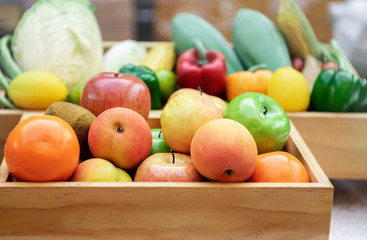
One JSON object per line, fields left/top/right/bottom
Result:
{"left": 277, "top": 0, "right": 322, "bottom": 59}
{"left": 140, "top": 42, "right": 176, "bottom": 71}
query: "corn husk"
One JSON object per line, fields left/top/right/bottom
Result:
{"left": 277, "top": 0, "right": 322, "bottom": 59}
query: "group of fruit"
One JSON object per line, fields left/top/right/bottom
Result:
{"left": 3, "top": 0, "right": 338, "bottom": 183}
{"left": 4, "top": 68, "right": 309, "bottom": 183}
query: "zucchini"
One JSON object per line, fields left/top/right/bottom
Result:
{"left": 171, "top": 13, "right": 244, "bottom": 74}
{"left": 233, "top": 9, "right": 292, "bottom": 72}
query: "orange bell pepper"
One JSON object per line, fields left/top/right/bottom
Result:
{"left": 226, "top": 68, "right": 273, "bottom": 102}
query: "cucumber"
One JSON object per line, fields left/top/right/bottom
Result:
{"left": 0, "top": 34, "right": 21, "bottom": 109}
{"left": 233, "top": 9, "right": 292, "bottom": 72}
{"left": 0, "top": 34, "right": 22, "bottom": 79}
{"left": 171, "top": 13, "right": 244, "bottom": 74}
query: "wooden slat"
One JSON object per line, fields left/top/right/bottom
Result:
{"left": 0, "top": 182, "right": 332, "bottom": 240}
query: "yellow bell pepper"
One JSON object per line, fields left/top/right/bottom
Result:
{"left": 267, "top": 66, "right": 310, "bottom": 112}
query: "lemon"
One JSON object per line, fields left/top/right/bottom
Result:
{"left": 8, "top": 70, "right": 68, "bottom": 110}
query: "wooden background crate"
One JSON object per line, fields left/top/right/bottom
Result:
{"left": 0, "top": 112, "right": 333, "bottom": 240}
{"left": 288, "top": 112, "right": 367, "bottom": 179}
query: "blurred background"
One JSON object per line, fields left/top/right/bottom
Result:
{"left": 1, "top": 0, "right": 366, "bottom": 77}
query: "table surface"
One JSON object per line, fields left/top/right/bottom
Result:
{"left": 329, "top": 179, "right": 367, "bottom": 240}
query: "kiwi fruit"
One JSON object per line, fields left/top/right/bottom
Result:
{"left": 44, "top": 101, "right": 96, "bottom": 161}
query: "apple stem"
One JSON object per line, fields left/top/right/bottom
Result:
{"left": 114, "top": 73, "right": 119, "bottom": 77}
{"left": 263, "top": 106, "right": 268, "bottom": 115}
{"left": 226, "top": 170, "right": 232, "bottom": 176}
{"left": 198, "top": 86, "right": 203, "bottom": 95}
{"left": 117, "top": 126, "right": 124, "bottom": 133}
{"left": 159, "top": 130, "right": 162, "bottom": 138}
{"left": 170, "top": 149, "right": 175, "bottom": 164}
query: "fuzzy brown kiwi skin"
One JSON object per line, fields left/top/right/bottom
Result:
{"left": 44, "top": 101, "right": 96, "bottom": 161}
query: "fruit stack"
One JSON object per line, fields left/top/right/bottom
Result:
{"left": 4, "top": 72, "right": 310, "bottom": 184}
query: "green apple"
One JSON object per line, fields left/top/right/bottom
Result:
{"left": 155, "top": 69, "right": 177, "bottom": 101}
{"left": 69, "top": 82, "right": 86, "bottom": 105}
{"left": 150, "top": 128, "right": 170, "bottom": 155}
{"left": 223, "top": 92, "right": 290, "bottom": 154}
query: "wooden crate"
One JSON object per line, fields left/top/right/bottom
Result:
{"left": 288, "top": 112, "right": 367, "bottom": 180}
{"left": 0, "top": 112, "right": 333, "bottom": 240}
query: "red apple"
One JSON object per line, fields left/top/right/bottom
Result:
{"left": 134, "top": 152, "right": 204, "bottom": 182}
{"left": 80, "top": 72, "right": 151, "bottom": 119}
{"left": 292, "top": 58, "right": 304, "bottom": 72}
{"left": 168, "top": 88, "right": 227, "bottom": 113}
{"left": 161, "top": 93, "right": 223, "bottom": 154}
{"left": 191, "top": 119, "right": 258, "bottom": 182}
{"left": 321, "top": 61, "right": 339, "bottom": 72}
{"left": 88, "top": 107, "right": 152, "bottom": 169}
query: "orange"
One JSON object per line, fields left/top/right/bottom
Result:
{"left": 248, "top": 151, "right": 309, "bottom": 183}
{"left": 4, "top": 115, "right": 80, "bottom": 182}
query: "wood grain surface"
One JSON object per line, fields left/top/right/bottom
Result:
{"left": 288, "top": 112, "right": 367, "bottom": 180}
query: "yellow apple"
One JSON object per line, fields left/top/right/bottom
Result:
{"left": 116, "top": 168, "right": 133, "bottom": 182}
{"left": 70, "top": 158, "right": 119, "bottom": 182}
{"left": 167, "top": 88, "right": 227, "bottom": 113}
{"left": 161, "top": 93, "right": 222, "bottom": 154}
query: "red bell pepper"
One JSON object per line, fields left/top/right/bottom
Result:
{"left": 176, "top": 39, "right": 227, "bottom": 97}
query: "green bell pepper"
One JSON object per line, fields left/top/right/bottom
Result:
{"left": 150, "top": 128, "right": 170, "bottom": 155}
{"left": 119, "top": 64, "right": 161, "bottom": 109}
{"left": 310, "top": 69, "right": 367, "bottom": 112}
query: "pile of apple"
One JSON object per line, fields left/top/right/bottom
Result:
{"left": 73, "top": 71, "right": 293, "bottom": 183}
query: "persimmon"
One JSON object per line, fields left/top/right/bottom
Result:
{"left": 248, "top": 151, "right": 309, "bottom": 183}
{"left": 4, "top": 115, "right": 80, "bottom": 182}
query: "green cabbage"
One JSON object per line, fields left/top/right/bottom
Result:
{"left": 11, "top": 0, "right": 103, "bottom": 93}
